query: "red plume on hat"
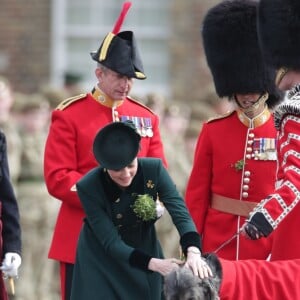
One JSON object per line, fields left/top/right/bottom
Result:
{"left": 90, "top": 1, "right": 146, "bottom": 80}
{"left": 112, "top": 1, "right": 132, "bottom": 34}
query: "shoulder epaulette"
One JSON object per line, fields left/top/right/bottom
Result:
{"left": 207, "top": 110, "right": 235, "bottom": 123}
{"left": 56, "top": 94, "right": 87, "bottom": 111}
{"left": 127, "top": 96, "right": 155, "bottom": 114}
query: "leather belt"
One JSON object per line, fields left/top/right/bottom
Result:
{"left": 211, "top": 194, "right": 257, "bottom": 217}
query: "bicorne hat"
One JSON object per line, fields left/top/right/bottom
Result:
{"left": 90, "top": 2, "right": 146, "bottom": 80}
{"left": 93, "top": 121, "right": 141, "bottom": 170}
{"left": 201, "top": 0, "right": 281, "bottom": 107}
{"left": 258, "top": 0, "right": 300, "bottom": 70}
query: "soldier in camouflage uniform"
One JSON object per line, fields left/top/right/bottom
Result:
{"left": 0, "top": 77, "right": 22, "bottom": 186}
{"left": 155, "top": 103, "right": 192, "bottom": 258}
{"left": 14, "top": 94, "right": 60, "bottom": 300}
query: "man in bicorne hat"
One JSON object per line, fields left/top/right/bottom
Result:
{"left": 185, "top": 0, "right": 282, "bottom": 260}
{"left": 243, "top": 0, "right": 300, "bottom": 261}
{"left": 43, "top": 2, "right": 167, "bottom": 299}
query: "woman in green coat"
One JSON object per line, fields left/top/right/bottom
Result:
{"left": 70, "top": 121, "right": 211, "bottom": 300}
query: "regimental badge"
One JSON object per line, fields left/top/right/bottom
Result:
{"left": 253, "top": 138, "right": 277, "bottom": 160}
{"left": 120, "top": 115, "right": 153, "bottom": 137}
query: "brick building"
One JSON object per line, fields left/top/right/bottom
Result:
{"left": 0, "top": 0, "right": 221, "bottom": 104}
{"left": 0, "top": 0, "right": 51, "bottom": 93}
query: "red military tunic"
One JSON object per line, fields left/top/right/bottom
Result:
{"left": 248, "top": 87, "right": 300, "bottom": 260}
{"left": 220, "top": 258, "right": 300, "bottom": 299}
{"left": 185, "top": 107, "right": 276, "bottom": 260}
{"left": 44, "top": 87, "right": 167, "bottom": 263}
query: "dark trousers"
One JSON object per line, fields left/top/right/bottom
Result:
{"left": 60, "top": 262, "right": 74, "bottom": 300}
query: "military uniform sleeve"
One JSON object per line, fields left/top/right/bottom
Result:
{"left": 0, "top": 133, "right": 21, "bottom": 255}
{"left": 185, "top": 123, "right": 212, "bottom": 234}
{"left": 248, "top": 114, "right": 300, "bottom": 234}
{"left": 44, "top": 110, "right": 83, "bottom": 208}
{"left": 220, "top": 258, "right": 300, "bottom": 299}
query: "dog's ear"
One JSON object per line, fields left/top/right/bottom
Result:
{"left": 164, "top": 268, "right": 180, "bottom": 300}
{"left": 203, "top": 253, "right": 222, "bottom": 291}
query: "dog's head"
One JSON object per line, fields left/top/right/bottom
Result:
{"left": 164, "top": 253, "right": 222, "bottom": 300}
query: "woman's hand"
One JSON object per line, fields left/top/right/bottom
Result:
{"left": 148, "top": 258, "right": 183, "bottom": 276}
{"left": 184, "top": 247, "right": 213, "bottom": 279}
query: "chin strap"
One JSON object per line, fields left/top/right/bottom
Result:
{"left": 275, "top": 67, "right": 289, "bottom": 86}
{"left": 235, "top": 92, "right": 269, "bottom": 115}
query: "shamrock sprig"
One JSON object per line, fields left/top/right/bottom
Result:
{"left": 132, "top": 194, "right": 156, "bottom": 221}
{"left": 233, "top": 159, "right": 245, "bottom": 171}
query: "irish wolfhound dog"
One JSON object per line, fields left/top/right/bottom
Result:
{"left": 164, "top": 254, "right": 222, "bottom": 300}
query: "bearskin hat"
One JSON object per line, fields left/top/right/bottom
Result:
{"left": 202, "top": 0, "right": 281, "bottom": 107}
{"left": 258, "top": 0, "right": 300, "bottom": 70}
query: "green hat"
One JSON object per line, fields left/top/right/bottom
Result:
{"left": 93, "top": 121, "right": 141, "bottom": 170}
{"left": 64, "top": 72, "right": 82, "bottom": 85}
{"left": 90, "top": 2, "right": 146, "bottom": 80}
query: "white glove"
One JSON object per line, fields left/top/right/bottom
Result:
{"left": 0, "top": 252, "right": 22, "bottom": 278}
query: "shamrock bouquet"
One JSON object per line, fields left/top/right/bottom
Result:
{"left": 132, "top": 194, "right": 165, "bottom": 221}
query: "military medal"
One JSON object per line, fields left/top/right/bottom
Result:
{"left": 253, "top": 138, "right": 277, "bottom": 160}
{"left": 120, "top": 115, "right": 153, "bottom": 137}
{"left": 112, "top": 107, "right": 120, "bottom": 122}
{"left": 140, "top": 118, "right": 147, "bottom": 137}
{"left": 133, "top": 116, "right": 142, "bottom": 136}
{"left": 145, "top": 118, "right": 153, "bottom": 137}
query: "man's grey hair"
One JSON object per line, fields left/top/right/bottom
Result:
{"left": 97, "top": 63, "right": 108, "bottom": 72}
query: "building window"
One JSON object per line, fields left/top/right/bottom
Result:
{"left": 51, "top": 0, "right": 171, "bottom": 97}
